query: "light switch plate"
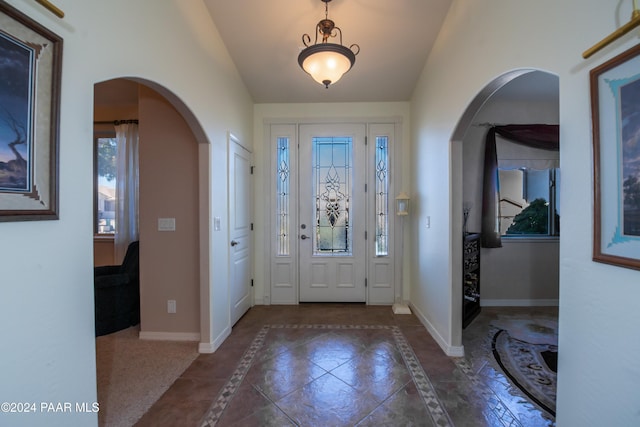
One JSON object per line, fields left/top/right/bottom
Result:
{"left": 167, "top": 299, "right": 176, "bottom": 313}
{"left": 158, "top": 218, "right": 176, "bottom": 231}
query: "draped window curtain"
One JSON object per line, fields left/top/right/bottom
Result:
{"left": 114, "top": 121, "right": 140, "bottom": 263}
{"left": 481, "top": 125, "right": 559, "bottom": 248}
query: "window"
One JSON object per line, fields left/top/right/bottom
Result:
{"left": 375, "top": 136, "right": 389, "bottom": 256}
{"left": 95, "top": 135, "right": 117, "bottom": 234}
{"left": 276, "top": 137, "right": 290, "bottom": 255}
{"left": 498, "top": 167, "right": 560, "bottom": 236}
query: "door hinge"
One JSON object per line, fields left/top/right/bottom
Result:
{"left": 250, "top": 166, "right": 255, "bottom": 175}
{"left": 365, "top": 136, "right": 368, "bottom": 145}
{"left": 251, "top": 279, "right": 254, "bottom": 287}
{"left": 365, "top": 183, "right": 367, "bottom": 192}
{"left": 251, "top": 223, "right": 254, "bottom": 231}
{"left": 365, "top": 231, "right": 368, "bottom": 240}
{"left": 365, "top": 278, "right": 368, "bottom": 288}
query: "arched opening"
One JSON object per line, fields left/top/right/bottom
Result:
{"left": 92, "top": 77, "right": 212, "bottom": 424}
{"left": 450, "top": 69, "right": 560, "bottom": 419}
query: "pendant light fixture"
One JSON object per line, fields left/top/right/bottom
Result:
{"left": 298, "top": 0, "right": 360, "bottom": 88}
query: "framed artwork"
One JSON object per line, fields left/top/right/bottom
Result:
{"left": 0, "top": 1, "right": 62, "bottom": 221}
{"left": 590, "top": 44, "right": 640, "bottom": 270}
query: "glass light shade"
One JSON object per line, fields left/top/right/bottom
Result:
{"left": 396, "top": 192, "right": 410, "bottom": 216}
{"left": 298, "top": 43, "right": 355, "bottom": 88}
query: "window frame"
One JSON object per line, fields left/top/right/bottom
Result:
{"left": 94, "top": 131, "right": 117, "bottom": 237}
{"left": 499, "top": 166, "right": 560, "bottom": 239}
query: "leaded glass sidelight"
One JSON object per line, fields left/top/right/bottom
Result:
{"left": 276, "top": 137, "right": 290, "bottom": 255}
{"left": 312, "top": 137, "right": 352, "bottom": 254}
{"left": 375, "top": 136, "right": 389, "bottom": 256}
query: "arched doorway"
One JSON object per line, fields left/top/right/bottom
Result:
{"left": 449, "top": 69, "right": 560, "bottom": 419}
{"left": 93, "top": 77, "right": 214, "bottom": 423}
{"left": 451, "top": 69, "right": 560, "bottom": 342}
{"left": 93, "top": 78, "right": 211, "bottom": 340}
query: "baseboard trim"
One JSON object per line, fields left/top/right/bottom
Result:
{"left": 213, "top": 325, "right": 231, "bottom": 347}
{"left": 198, "top": 342, "right": 215, "bottom": 353}
{"left": 409, "top": 302, "right": 465, "bottom": 357}
{"left": 481, "top": 299, "right": 559, "bottom": 307}
{"left": 139, "top": 331, "right": 200, "bottom": 341}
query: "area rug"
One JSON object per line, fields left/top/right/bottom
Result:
{"left": 490, "top": 320, "right": 558, "bottom": 417}
{"left": 199, "top": 324, "right": 453, "bottom": 427}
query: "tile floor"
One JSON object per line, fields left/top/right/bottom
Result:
{"left": 135, "top": 304, "right": 557, "bottom": 427}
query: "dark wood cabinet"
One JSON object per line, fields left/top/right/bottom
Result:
{"left": 463, "top": 233, "right": 481, "bottom": 328}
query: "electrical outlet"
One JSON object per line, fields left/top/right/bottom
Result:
{"left": 167, "top": 299, "right": 176, "bottom": 313}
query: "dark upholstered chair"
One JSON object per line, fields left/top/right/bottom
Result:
{"left": 94, "top": 241, "right": 140, "bottom": 336}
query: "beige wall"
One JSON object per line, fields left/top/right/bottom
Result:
{"left": 138, "top": 85, "right": 200, "bottom": 335}
{"left": 92, "top": 82, "right": 201, "bottom": 333}
{"left": 93, "top": 238, "right": 115, "bottom": 267}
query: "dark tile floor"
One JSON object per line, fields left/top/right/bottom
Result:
{"left": 135, "top": 304, "right": 557, "bottom": 427}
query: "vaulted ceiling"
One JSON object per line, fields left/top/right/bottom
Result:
{"left": 202, "top": 0, "right": 453, "bottom": 103}
{"left": 95, "top": 1, "right": 559, "bottom": 108}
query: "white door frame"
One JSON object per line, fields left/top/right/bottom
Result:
{"left": 228, "top": 133, "right": 253, "bottom": 324}
{"left": 264, "top": 119, "right": 402, "bottom": 306}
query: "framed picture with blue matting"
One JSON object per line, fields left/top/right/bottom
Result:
{"left": 591, "top": 43, "right": 640, "bottom": 270}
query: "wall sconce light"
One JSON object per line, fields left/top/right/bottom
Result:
{"left": 298, "top": 0, "right": 360, "bottom": 88}
{"left": 396, "top": 192, "right": 410, "bottom": 216}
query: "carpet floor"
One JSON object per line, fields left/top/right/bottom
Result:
{"left": 96, "top": 326, "right": 199, "bottom": 427}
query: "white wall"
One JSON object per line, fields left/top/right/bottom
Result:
{"left": 0, "top": 1, "right": 252, "bottom": 426}
{"left": 410, "top": 0, "right": 640, "bottom": 425}
{"left": 481, "top": 240, "right": 559, "bottom": 304}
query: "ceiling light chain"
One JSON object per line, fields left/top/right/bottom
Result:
{"left": 298, "top": 0, "right": 360, "bottom": 88}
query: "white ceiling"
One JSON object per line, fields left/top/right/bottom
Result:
{"left": 202, "top": 0, "right": 453, "bottom": 103}
{"left": 95, "top": 1, "right": 559, "bottom": 108}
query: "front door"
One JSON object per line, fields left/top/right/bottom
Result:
{"left": 298, "top": 124, "right": 366, "bottom": 302}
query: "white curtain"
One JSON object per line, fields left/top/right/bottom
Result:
{"left": 496, "top": 136, "right": 560, "bottom": 170}
{"left": 114, "top": 121, "right": 139, "bottom": 263}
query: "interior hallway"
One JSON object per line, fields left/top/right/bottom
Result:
{"left": 133, "top": 304, "right": 557, "bottom": 426}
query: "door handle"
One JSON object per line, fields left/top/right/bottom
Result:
{"left": 300, "top": 235, "right": 309, "bottom": 240}
{"left": 230, "top": 240, "right": 239, "bottom": 246}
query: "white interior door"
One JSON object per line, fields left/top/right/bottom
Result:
{"left": 298, "top": 124, "right": 366, "bottom": 302}
{"left": 229, "top": 134, "right": 252, "bottom": 325}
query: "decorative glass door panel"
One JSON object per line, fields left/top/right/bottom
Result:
{"left": 313, "top": 137, "right": 352, "bottom": 255}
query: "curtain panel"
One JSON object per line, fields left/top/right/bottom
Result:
{"left": 114, "top": 121, "right": 140, "bottom": 263}
{"left": 481, "top": 125, "right": 559, "bottom": 248}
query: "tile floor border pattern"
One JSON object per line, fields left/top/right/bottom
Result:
{"left": 199, "top": 324, "right": 453, "bottom": 427}
{"left": 453, "top": 358, "right": 524, "bottom": 427}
